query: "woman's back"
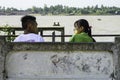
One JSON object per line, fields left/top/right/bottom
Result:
{"left": 69, "top": 32, "right": 93, "bottom": 42}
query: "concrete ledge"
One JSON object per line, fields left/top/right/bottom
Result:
{"left": 10, "top": 42, "right": 113, "bottom": 51}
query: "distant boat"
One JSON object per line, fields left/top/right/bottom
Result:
{"left": 97, "top": 18, "right": 101, "bottom": 21}
{"left": 53, "top": 22, "right": 60, "bottom": 26}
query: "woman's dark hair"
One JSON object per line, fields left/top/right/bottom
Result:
{"left": 21, "top": 15, "right": 36, "bottom": 29}
{"left": 74, "top": 19, "right": 96, "bottom": 42}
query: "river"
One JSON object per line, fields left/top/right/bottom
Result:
{"left": 0, "top": 15, "right": 120, "bottom": 42}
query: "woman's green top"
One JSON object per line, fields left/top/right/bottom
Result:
{"left": 69, "top": 32, "right": 93, "bottom": 42}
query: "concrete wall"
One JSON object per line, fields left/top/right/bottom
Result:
{"left": 0, "top": 36, "right": 120, "bottom": 80}
{"left": 0, "top": 37, "right": 5, "bottom": 80}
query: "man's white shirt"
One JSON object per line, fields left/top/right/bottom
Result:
{"left": 14, "top": 33, "right": 44, "bottom": 42}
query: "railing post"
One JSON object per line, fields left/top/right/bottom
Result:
{"left": 61, "top": 27, "right": 65, "bottom": 42}
{"left": 40, "top": 30, "right": 43, "bottom": 37}
{"left": 52, "top": 31, "right": 55, "bottom": 42}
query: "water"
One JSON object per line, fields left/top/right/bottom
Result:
{"left": 0, "top": 15, "right": 120, "bottom": 42}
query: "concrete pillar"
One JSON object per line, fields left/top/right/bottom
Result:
{"left": 113, "top": 37, "right": 120, "bottom": 80}
{"left": 0, "top": 37, "right": 6, "bottom": 80}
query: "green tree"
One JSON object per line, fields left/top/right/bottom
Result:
{"left": 43, "top": 4, "right": 49, "bottom": 15}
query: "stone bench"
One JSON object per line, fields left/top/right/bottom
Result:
{"left": 0, "top": 36, "right": 120, "bottom": 80}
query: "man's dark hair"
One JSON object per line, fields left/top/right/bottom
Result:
{"left": 21, "top": 15, "right": 36, "bottom": 29}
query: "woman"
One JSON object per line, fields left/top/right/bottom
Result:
{"left": 69, "top": 19, "right": 95, "bottom": 42}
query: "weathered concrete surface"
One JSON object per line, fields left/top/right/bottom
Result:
{"left": 6, "top": 51, "right": 113, "bottom": 80}
{"left": 111, "top": 37, "right": 120, "bottom": 80}
{"left": 0, "top": 37, "right": 8, "bottom": 80}
{"left": 0, "top": 36, "right": 120, "bottom": 80}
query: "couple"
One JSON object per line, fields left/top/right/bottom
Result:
{"left": 14, "top": 15, "right": 95, "bottom": 42}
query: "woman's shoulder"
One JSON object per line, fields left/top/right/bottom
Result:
{"left": 74, "top": 32, "right": 86, "bottom": 37}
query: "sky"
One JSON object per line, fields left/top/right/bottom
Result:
{"left": 0, "top": 0, "right": 120, "bottom": 10}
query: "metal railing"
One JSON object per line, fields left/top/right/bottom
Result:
{"left": 0, "top": 27, "right": 120, "bottom": 42}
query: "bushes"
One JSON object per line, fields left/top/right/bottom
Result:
{"left": 0, "top": 24, "right": 15, "bottom": 42}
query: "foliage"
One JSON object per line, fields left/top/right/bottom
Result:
{"left": 0, "top": 5, "right": 120, "bottom": 15}
{"left": 0, "top": 24, "right": 15, "bottom": 42}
